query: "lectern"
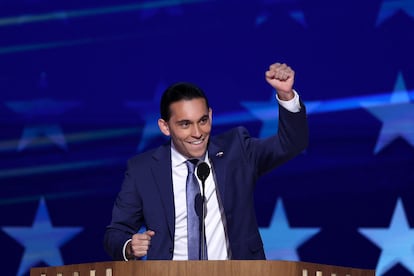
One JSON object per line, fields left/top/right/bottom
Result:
{"left": 30, "top": 260, "right": 375, "bottom": 276}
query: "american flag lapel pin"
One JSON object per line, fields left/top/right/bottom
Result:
{"left": 216, "top": 151, "right": 224, "bottom": 157}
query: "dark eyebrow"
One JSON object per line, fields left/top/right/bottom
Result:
{"left": 175, "top": 119, "right": 191, "bottom": 125}
{"left": 175, "top": 114, "right": 209, "bottom": 125}
{"left": 198, "top": 115, "right": 209, "bottom": 122}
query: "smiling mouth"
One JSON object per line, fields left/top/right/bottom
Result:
{"left": 188, "top": 138, "right": 205, "bottom": 145}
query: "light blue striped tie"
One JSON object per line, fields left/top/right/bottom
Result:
{"left": 186, "top": 159, "right": 201, "bottom": 260}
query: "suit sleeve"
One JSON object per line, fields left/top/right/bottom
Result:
{"left": 104, "top": 158, "right": 145, "bottom": 260}
{"left": 243, "top": 100, "right": 308, "bottom": 175}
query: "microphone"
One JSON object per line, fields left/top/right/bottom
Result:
{"left": 196, "top": 161, "right": 210, "bottom": 260}
{"left": 197, "top": 162, "right": 210, "bottom": 182}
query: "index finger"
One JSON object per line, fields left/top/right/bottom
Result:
{"left": 269, "top": 62, "right": 282, "bottom": 71}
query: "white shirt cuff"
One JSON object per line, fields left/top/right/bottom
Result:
{"left": 276, "top": 89, "right": 301, "bottom": 113}
{"left": 122, "top": 238, "right": 132, "bottom": 261}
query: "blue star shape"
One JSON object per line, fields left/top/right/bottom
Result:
{"left": 5, "top": 98, "right": 80, "bottom": 151}
{"left": 139, "top": 0, "right": 184, "bottom": 21}
{"left": 125, "top": 81, "right": 168, "bottom": 152}
{"left": 361, "top": 73, "right": 414, "bottom": 154}
{"left": 376, "top": 0, "right": 414, "bottom": 26}
{"left": 241, "top": 94, "right": 280, "bottom": 138}
{"left": 256, "top": 0, "right": 306, "bottom": 27}
{"left": 358, "top": 198, "right": 414, "bottom": 275}
{"left": 18, "top": 125, "right": 67, "bottom": 151}
{"left": 2, "top": 198, "right": 83, "bottom": 276}
{"left": 241, "top": 90, "right": 319, "bottom": 138}
{"left": 259, "top": 198, "right": 320, "bottom": 260}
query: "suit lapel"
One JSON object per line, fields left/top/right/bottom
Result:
{"left": 208, "top": 140, "right": 227, "bottom": 210}
{"left": 152, "top": 143, "right": 175, "bottom": 239}
{"left": 150, "top": 139, "right": 229, "bottom": 239}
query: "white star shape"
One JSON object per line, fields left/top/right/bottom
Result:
{"left": 259, "top": 198, "right": 320, "bottom": 260}
{"left": 376, "top": 0, "right": 414, "bottom": 26}
{"left": 361, "top": 73, "right": 414, "bottom": 154}
{"left": 358, "top": 198, "right": 414, "bottom": 275}
{"left": 2, "top": 198, "right": 83, "bottom": 276}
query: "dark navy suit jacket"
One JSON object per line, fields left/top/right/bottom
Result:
{"left": 104, "top": 103, "right": 308, "bottom": 261}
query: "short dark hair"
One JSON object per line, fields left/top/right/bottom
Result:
{"left": 160, "top": 82, "right": 209, "bottom": 121}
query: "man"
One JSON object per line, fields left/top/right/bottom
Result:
{"left": 104, "top": 62, "right": 308, "bottom": 261}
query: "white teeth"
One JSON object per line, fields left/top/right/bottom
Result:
{"left": 190, "top": 140, "right": 203, "bottom": 145}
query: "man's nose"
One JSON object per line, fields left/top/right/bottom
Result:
{"left": 191, "top": 125, "right": 202, "bottom": 137}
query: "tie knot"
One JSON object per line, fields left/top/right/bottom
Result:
{"left": 186, "top": 159, "right": 199, "bottom": 174}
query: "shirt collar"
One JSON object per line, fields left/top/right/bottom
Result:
{"left": 170, "top": 142, "right": 209, "bottom": 167}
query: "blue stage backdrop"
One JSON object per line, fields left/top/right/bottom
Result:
{"left": 1, "top": 1, "right": 414, "bottom": 275}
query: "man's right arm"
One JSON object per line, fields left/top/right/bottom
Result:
{"left": 123, "top": 231, "right": 156, "bottom": 260}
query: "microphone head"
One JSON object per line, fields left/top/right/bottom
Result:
{"left": 197, "top": 162, "right": 210, "bottom": 181}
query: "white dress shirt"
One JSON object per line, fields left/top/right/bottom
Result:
{"left": 171, "top": 146, "right": 229, "bottom": 260}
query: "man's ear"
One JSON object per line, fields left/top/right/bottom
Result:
{"left": 158, "top": 119, "right": 170, "bottom": 136}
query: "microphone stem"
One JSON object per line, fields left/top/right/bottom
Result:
{"left": 201, "top": 180, "right": 206, "bottom": 260}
